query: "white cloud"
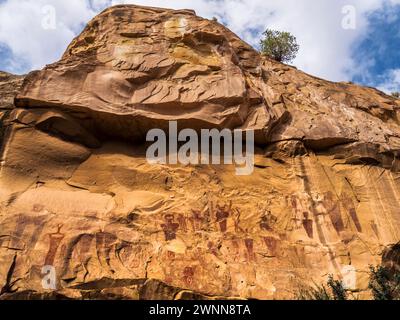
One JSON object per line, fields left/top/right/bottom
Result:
{"left": 0, "top": 0, "right": 399, "bottom": 84}
{"left": 0, "top": 0, "right": 97, "bottom": 72}
{"left": 377, "top": 68, "right": 400, "bottom": 93}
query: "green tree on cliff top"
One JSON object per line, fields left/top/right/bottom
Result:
{"left": 260, "top": 29, "right": 299, "bottom": 63}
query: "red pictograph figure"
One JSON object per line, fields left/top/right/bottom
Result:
{"left": 78, "top": 234, "right": 95, "bottom": 264}
{"left": 60, "top": 233, "right": 94, "bottom": 279}
{"left": 177, "top": 214, "right": 188, "bottom": 233}
{"left": 286, "top": 195, "right": 308, "bottom": 231}
{"left": 302, "top": 212, "right": 313, "bottom": 239}
{"left": 44, "top": 224, "right": 64, "bottom": 266}
{"left": 215, "top": 201, "right": 232, "bottom": 233}
{"left": 259, "top": 210, "right": 277, "bottom": 232}
{"left": 190, "top": 209, "right": 204, "bottom": 232}
{"left": 263, "top": 236, "right": 278, "bottom": 256}
{"left": 12, "top": 214, "right": 47, "bottom": 251}
{"left": 323, "top": 191, "right": 345, "bottom": 234}
{"left": 244, "top": 238, "right": 256, "bottom": 262}
{"left": 161, "top": 214, "right": 180, "bottom": 241}
{"left": 341, "top": 194, "right": 362, "bottom": 232}
{"left": 233, "top": 208, "right": 245, "bottom": 233}
{"left": 207, "top": 241, "right": 219, "bottom": 256}
{"left": 183, "top": 266, "right": 195, "bottom": 286}
{"left": 95, "top": 231, "right": 118, "bottom": 272}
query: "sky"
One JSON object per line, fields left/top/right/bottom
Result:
{"left": 0, "top": 0, "right": 400, "bottom": 93}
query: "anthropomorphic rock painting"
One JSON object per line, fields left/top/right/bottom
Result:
{"left": 302, "top": 212, "right": 313, "bottom": 239}
{"left": 10, "top": 214, "right": 48, "bottom": 251}
{"left": 233, "top": 208, "right": 245, "bottom": 233}
{"left": 244, "top": 238, "right": 256, "bottom": 262}
{"left": 161, "top": 214, "right": 180, "bottom": 241}
{"left": 177, "top": 213, "right": 188, "bottom": 233}
{"left": 44, "top": 224, "right": 64, "bottom": 266}
{"left": 286, "top": 194, "right": 311, "bottom": 233}
{"left": 183, "top": 266, "right": 195, "bottom": 287}
{"left": 189, "top": 208, "right": 208, "bottom": 232}
{"left": 340, "top": 194, "right": 362, "bottom": 232}
{"left": 215, "top": 201, "right": 232, "bottom": 233}
{"left": 95, "top": 231, "right": 118, "bottom": 272}
{"left": 320, "top": 191, "right": 345, "bottom": 234}
{"left": 263, "top": 236, "right": 280, "bottom": 257}
{"left": 260, "top": 210, "right": 278, "bottom": 232}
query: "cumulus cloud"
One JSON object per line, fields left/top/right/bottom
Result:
{"left": 0, "top": 0, "right": 97, "bottom": 73}
{"left": 0, "top": 0, "right": 398, "bottom": 86}
{"left": 377, "top": 69, "right": 400, "bottom": 93}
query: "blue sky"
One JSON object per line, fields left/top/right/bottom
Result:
{"left": 351, "top": 3, "right": 400, "bottom": 91}
{"left": 0, "top": 0, "right": 399, "bottom": 93}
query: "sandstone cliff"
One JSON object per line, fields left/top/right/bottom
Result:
{"left": 1, "top": 4, "right": 400, "bottom": 300}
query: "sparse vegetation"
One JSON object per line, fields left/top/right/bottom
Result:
{"left": 369, "top": 265, "right": 400, "bottom": 300}
{"left": 260, "top": 29, "right": 299, "bottom": 63}
{"left": 297, "top": 266, "right": 400, "bottom": 300}
{"left": 297, "top": 275, "right": 348, "bottom": 300}
{"left": 297, "top": 282, "right": 333, "bottom": 300}
{"left": 327, "top": 275, "right": 348, "bottom": 300}
{"left": 391, "top": 92, "right": 400, "bottom": 98}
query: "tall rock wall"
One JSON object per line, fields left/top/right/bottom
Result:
{"left": 1, "top": 4, "right": 400, "bottom": 299}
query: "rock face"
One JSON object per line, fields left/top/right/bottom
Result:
{"left": 0, "top": 72, "right": 24, "bottom": 146}
{"left": 1, "top": 4, "right": 400, "bottom": 299}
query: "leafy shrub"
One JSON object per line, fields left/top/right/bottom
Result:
{"left": 368, "top": 265, "right": 400, "bottom": 300}
{"left": 297, "top": 266, "right": 400, "bottom": 300}
{"left": 297, "top": 275, "right": 347, "bottom": 300}
{"left": 260, "top": 29, "right": 299, "bottom": 63}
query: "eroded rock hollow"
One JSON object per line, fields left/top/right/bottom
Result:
{"left": 1, "top": 4, "right": 400, "bottom": 299}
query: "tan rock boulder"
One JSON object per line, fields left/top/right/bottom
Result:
{"left": 15, "top": 5, "right": 271, "bottom": 144}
